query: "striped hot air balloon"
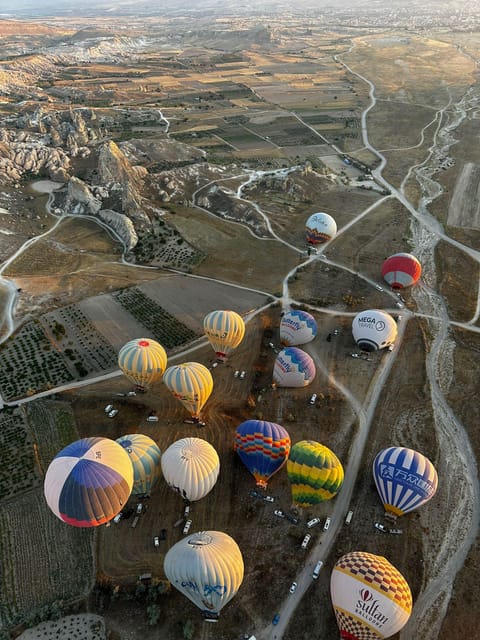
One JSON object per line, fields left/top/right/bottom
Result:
{"left": 305, "top": 212, "right": 337, "bottom": 245}
{"left": 330, "top": 551, "right": 412, "bottom": 639}
{"left": 280, "top": 310, "right": 318, "bottom": 347}
{"left": 373, "top": 447, "right": 438, "bottom": 518}
{"left": 163, "top": 362, "right": 213, "bottom": 421}
{"left": 203, "top": 310, "right": 245, "bottom": 361}
{"left": 116, "top": 434, "right": 162, "bottom": 496}
{"left": 44, "top": 437, "right": 133, "bottom": 527}
{"left": 118, "top": 338, "right": 167, "bottom": 391}
{"left": 381, "top": 253, "right": 421, "bottom": 289}
{"left": 287, "top": 440, "right": 344, "bottom": 507}
{"left": 234, "top": 420, "right": 291, "bottom": 489}
{"left": 273, "top": 347, "right": 316, "bottom": 388}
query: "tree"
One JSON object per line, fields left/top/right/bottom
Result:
{"left": 147, "top": 604, "right": 160, "bottom": 626}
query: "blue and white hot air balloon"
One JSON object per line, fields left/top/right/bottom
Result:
{"left": 373, "top": 446, "right": 438, "bottom": 518}
{"left": 280, "top": 310, "right": 318, "bottom": 347}
{"left": 273, "top": 347, "right": 316, "bottom": 388}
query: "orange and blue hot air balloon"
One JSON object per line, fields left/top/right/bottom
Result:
{"left": 43, "top": 437, "right": 134, "bottom": 527}
{"left": 234, "top": 420, "right": 291, "bottom": 489}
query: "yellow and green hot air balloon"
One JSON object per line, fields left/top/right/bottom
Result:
{"left": 163, "top": 362, "right": 213, "bottom": 422}
{"left": 287, "top": 440, "right": 344, "bottom": 507}
{"left": 118, "top": 338, "right": 167, "bottom": 392}
{"left": 203, "top": 310, "right": 245, "bottom": 361}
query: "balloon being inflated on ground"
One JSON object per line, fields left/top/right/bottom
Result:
{"left": 279, "top": 309, "right": 318, "bottom": 346}
{"left": 273, "top": 347, "right": 316, "bottom": 388}
{"left": 351, "top": 309, "right": 397, "bottom": 352}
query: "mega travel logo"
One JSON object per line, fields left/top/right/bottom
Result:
{"left": 354, "top": 588, "right": 389, "bottom": 627}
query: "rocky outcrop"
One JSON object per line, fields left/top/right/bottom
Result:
{"left": 97, "top": 140, "right": 147, "bottom": 215}
{"left": 0, "top": 130, "right": 71, "bottom": 183}
{"left": 66, "top": 176, "right": 102, "bottom": 214}
{"left": 99, "top": 209, "right": 138, "bottom": 251}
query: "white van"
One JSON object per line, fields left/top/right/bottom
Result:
{"left": 104, "top": 404, "right": 113, "bottom": 413}
{"left": 345, "top": 511, "right": 354, "bottom": 525}
{"left": 147, "top": 415, "right": 159, "bottom": 422}
{"left": 312, "top": 560, "right": 323, "bottom": 580}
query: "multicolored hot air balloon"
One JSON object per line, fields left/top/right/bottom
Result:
{"left": 164, "top": 530, "right": 244, "bottom": 620}
{"left": 44, "top": 437, "right": 134, "bottom": 527}
{"left": 280, "top": 310, "right": 318, "bottom": 347}
{"left": 118, "top": 338, "right": 167, "bottom": 391}
{"left": 234, "top": 420, "right": 291, "bottom": 489}
{"left": 161, "top": 437, "right": 220, "bottom": 502}
{"left": 116, "top": 434, "right": 162, "bottom": 496}
{"left": 381, "top": 253, "right": 421, "bottom": 289}
{"left": 373, "top": 447, "right": 438, "bottom": 518}
{"left": 305, "top": 212, "right": 337, "bottom": 245}
{"left": 330, "top": 551, "right": 412, "bottom": 639}
{"left": 163, "top": 362, "right": 213, "bottom": 421}
{"left": 203, "top": 310, "right": 245, "bottom": 361}
{"left": 287, "top": 440, "right": 344, "bottom": 507}
{"left": 273, "top": 347, "right": 316, "bottom": 388}
{"left": 352, "top": 310, "right": 397, "bottom": 352}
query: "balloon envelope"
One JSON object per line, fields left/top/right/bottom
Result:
{"left": 44, "top": 437, "right": 133, "bottom": 527}
{"left": 305, "top": 212, "right": 337, "bottom": 244}
{"left": 118, "top": 338, "right": 167, "bottom": 389}
{"left": 234, "top": 420, "right": 291, "bottom": 488}
{"left": 163, "top": 362, "right": 213, "bottom": 419}
{"left": 203, "top": 310, "right": 245, "bottom": 360}
{"left": 381, "top": 253, "right": 421, "bottom": 289}
{"left": 161, "top": 437, "right": 220, "bottom": 501}
{"left": 352, "top": 310, "right": 397, "bottom": 352}
{"left": 287, "top": 440, "right": 344, "bottom": 507}
{"left": 116, "top": 434, "right": 162, "bottom": 496}
{"left": 280, "top": 310, "right": 318, "bottom": 346}
{"left": 273, "top": 347, "right": 316, "bottom": 388}
{"left": 164, "top": 530, "right": 244, "bottom": 618}
{"left": 373, "top": 447, "right": 438, "bottom": 518}
{"left": 330, "top": 551, "right": 412, "bottom": 639}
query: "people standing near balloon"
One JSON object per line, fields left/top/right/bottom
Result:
{"left": 203, "top": 310, "right": 245, "bottom": 361}
{"left": 330, "top": 551, "right": 412, "bottom": 639}
{"left": 305, "top": 212, "right": 337, "bottom": 245}
{"left": 163, "top": 362, "right": 213, "bottom": 424}
{"left": 381, "top": 253, "right": 421, "bottom": 289}
{"left": 118, "top": 338, "right": 167, "bottom": 393}
{"left": 279, "top": 309, "right": 318, "bottom": 347}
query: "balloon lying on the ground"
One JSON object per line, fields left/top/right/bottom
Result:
{"left": 305, "top": 212, "right": 337, "bottom": 244}
{"left": 273, "top": 347, "right": 316, "bottom": 387}
{"left": 118, "top": 338, "right": 167, "bottom": 390}
{"left": 351, "top": 309, "right": 397, "bottom": 352}
{"left": 161, "top": 437, "right": 220, "bottom": 501}
{"left": 163, "top": 362, "right": 213, "bottom": 419}
{"left": 330, "top": 551, "right": 412, "bottom": 639}
{"left": 116, "top": 434, "right": 162, "bottom": 496}
{"left": 234, "top": 420, "right": 291, "bottom": 489}
{"left": 44, "top": 437, "right": 133, "bottom": 527}
{"left": 287, "top": 440, "right": 344, "bottom": 507}
{"left": 164, "top": 530, "right": 244, "bottom": 619}
{"left": 373, "top": 446, "right": 438, "bottom": 518}
{"left": 203, "top": 310, "right": 245, "bottom": 360}
{"left": 280, "top": 309, "right": 318, "bottom": 346}
{"left": 381, "top": 253, "right": 421, "bottom": 289}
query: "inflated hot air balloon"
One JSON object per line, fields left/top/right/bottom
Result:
{"left": 161, "top": 437, "right": 220, "bottom": 501}
{"left": 373, "top": 447, "right": 438, "bottom": 518}
{"left": 234, "top": 420, "right": 291, "bottom": 489}
{"left": 203, "top": 310, "right": 245, "bottom": 361}
{"left": 287, "top": 440, "right": 344, "bottom": 507}
{"left": 118, "top": 338, "right": 167, "bottom": 391}
{"left": 280, "top": 309, "right": 318, "bottom": 346}
{"left": 330, "top": 551, "right": 412, "bottom": 639}
{"left": 305, "top": 212, "right": 337, "bottom": 244}
{"left": 352, "top": 310, "right": 397, "bottom": 352}
{"left": 116, "top": 434, "right": 162, "bottom": 496}
{"left": 164, "top": 530, "right": 244, "bottom": 620}
{"left": 382, "top": 253, "right": 421, "bottom": 289}
{"left": 273, "top": 347, "right": 316, "bottom": 388}
{"left": 44, "top": 437, "right": 133, "bottom": 527}
{"left": 163, "top": 362, "right": 213, "bottom": 421}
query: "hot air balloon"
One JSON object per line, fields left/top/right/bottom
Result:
{"left": 203, "top": 310, "right": 245, "bottom": 361}
{"left": 305, "top": 212, "right": 337, "bottom": 244}
{"left": 163, "top": 362, "right": 213, "bottom": 422}
{"left": 161, "top": 437, "right": 220, "bottom": 501}
{"left": 286, "top": 440, "right": 344, "bottom": 507}
{"left": 330, "top": 551, "right": 412, "bottom": 639}
{"left": 273, "top": 347, "right": 316, "bottom": 388}
{"left": 118, "top": 338, "right": 167, "bottom": 392}
{"left": 116, "top": 434, "right": 162, "bottom": 496}
{"left": 373, "top": 447, "right": 438, "bottom": 518}
{"left": 381, "top": 253, "right": 421, "bottom": 289}
{"left": 44, "top": 437, "right": 133, "bottom": 527}
{"left": 234, "top": 420, "right": 291, "bottom": 489}
{"left": 352, "top": 310, "right": 397, "bottom": 352}
{"left": 280, "top": 309, "right": 318, "bottom": 346}
{"left": 164, "top": 530, "right": 244, "bottom": 620}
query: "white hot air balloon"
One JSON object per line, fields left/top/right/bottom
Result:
{"left": 351, "top": 309, "right": 398, "bottom": 352}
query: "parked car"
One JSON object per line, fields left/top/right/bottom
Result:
{"left": 250, "top": 489, "right": 263, "bottom": 499}
{"left": 272, "top": 613, "right": 281, "bottom": 626}
{"left": 183, "top": 519, "right": 192, "bottom": 534}
{"left": 301, "top": 533, "right": 311, "bottom": 549}
{"left": 240, "top": 370, "right": 246, "bottom": 379}
{"left": 312, "top": 560, "right": 323, "bottom": 580}
{"left": 136, "top": 503, "right": 143, "bottom": 515}
{"left": 146, "top": 415, "right": 159, "bottom": 422}
{"left": 289, "top": 581, "right": 298, "bottom": 594}
{"left": 108, "top": 409, "right": 118, "bottom": 418}
{"left": 309, "top": 393, "right": 317, "bottom": 405}
{"left": 323, "top": 517, "right": 331, "bottom": 531}
{"left": 263, "top": 495, "right": 274, "bottom": 503}
{"left": 375, "top": 522, "right": 388, "bottom": 532}
{"left": 285, "top": 513, "right": 300, "bottom": 525}
{"left": 153, "top": 536, "right": 160, "bottom": 548}
{"left": 345, "top": 511, "right": 354, "bottom": 525}
{"left": 127, "top": 391, "right": 136, "bottom": 396}
{"left": 274, "top": 509, "right": 285, "bottom": 518}
{"left": 307, "top": 517, "right": 321, "bottom": 528}
{"left": 389, "top": 528, "right": 403, "bottom": 535}
{"left": 104, "top": 404, "right": 113, "bottom": 413}
{"left": 184, "top": 505, "right": 191, "bottom": 517}
{"left": 113, "top": 513, "right": 122, "bottom": 524}
{"left": 234, "top": 370, "right": 240, "bottom": 378}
